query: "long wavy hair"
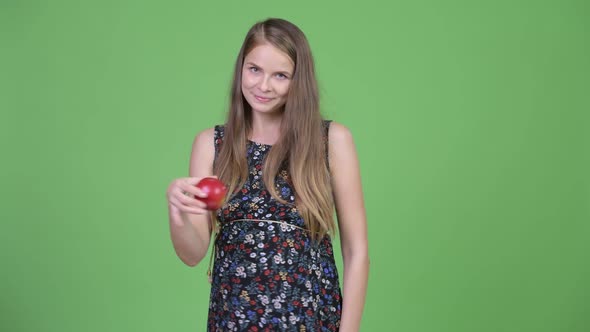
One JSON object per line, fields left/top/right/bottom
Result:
{"left": 213, "top": 18, "right": 335, "bottom": 243}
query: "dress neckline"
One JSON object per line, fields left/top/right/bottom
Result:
{"left": 247, "top": 139, "right": 273, "bottom": 147}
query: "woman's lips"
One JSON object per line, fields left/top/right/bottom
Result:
{"left": 254, "top": 95, "right": 273, "bottom": 102}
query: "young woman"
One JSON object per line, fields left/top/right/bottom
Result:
{"left": 166, "top": 18, "right": 369, "bottom": 332}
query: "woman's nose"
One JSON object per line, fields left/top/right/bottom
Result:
{"left": 258, "top": 75, "right": 271, "bottom": 92}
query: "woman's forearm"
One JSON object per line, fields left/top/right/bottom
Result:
{"left": 168, "top": 206, "right": 211, "bottom": 266}
{"left": 339, "top": 253, "right": 370, "bottom": 332}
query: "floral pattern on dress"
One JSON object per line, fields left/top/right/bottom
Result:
{"left": 207, "top": 121, "right": 342, "bottom": 332}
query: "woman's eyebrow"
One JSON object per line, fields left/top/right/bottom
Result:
{"left": 245, "top": 62, "right": 292, "bottom": 74}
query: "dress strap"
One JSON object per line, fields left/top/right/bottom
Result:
{"left": 323, "top": 120, "right": 332, "bottom": 172}
{"left": 213, "top": 125, "right": 225, "bottom": 165}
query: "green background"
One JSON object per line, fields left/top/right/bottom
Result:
{"left": 1, "top": 0, "right": 589, "bottom": 331}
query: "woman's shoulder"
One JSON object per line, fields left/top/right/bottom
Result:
{"left": 192, "top": 125, "right": 226, "bottom": 142}
{"left": 190, "top": 127, "right": 216, "bottom": 156}
{"left": 326, "top": 121, "right": 356, "bottom": 165}
{"left": 189, "top": 127, "right": 217, "bottom": 176}
{"left": 326, "top": 120, "right": 353, "bottom": 144}
{"left": 194, "top": 127, "right": 216, "bottom": 143}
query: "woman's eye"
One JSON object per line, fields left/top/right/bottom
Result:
{"left": 276, "top": 73, "right": 288, "bottom": 79}
{"left": 249, "top": 67, "right": 259, "bottom": 72}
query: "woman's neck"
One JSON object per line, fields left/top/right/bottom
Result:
{"left": 249, "top": 112, "right": 283, "bottom": 145}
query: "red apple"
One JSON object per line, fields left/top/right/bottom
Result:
{"left": 194, "top": 177, "right": 227, "bottom": 210}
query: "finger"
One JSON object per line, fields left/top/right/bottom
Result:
{"left": 169, "top": 197, "right": 186, "bottom": 211}
{"left": 179, "top": 192, "right": 208, "bottom": 209}
{"left": 171, "top": 197, "right": 209, "bottom": 215}
{"left": 179, "top": 180, "right": 208, "bottom": 198}
{"left": 180, "top": 204, "right": 210, "bottom": 215}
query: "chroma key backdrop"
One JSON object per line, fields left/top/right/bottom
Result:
{"left": 1, "top": 0, "right": 588, "bottom": 331}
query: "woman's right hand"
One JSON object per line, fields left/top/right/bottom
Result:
{"left": 166, "top": 177, "right": 210, "bottom": 225}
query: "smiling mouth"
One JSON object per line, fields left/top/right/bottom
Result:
{"left": 254, "top": 95, "right": 274, "bottom": 102}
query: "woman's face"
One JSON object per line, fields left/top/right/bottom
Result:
{"left": 241, "top": 43, "right": 294, "bottom": 114}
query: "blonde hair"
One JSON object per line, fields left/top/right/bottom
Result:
{"left": 213, "top": 18, "right": 335, "bottom": 243}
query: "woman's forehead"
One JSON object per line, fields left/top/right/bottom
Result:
{"left": 245, "top": 44, "right": 294, "bottom": 71}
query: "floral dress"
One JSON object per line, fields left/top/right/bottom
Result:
{"left": 207, "top": 121, "right": 342, "bottom": 331}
